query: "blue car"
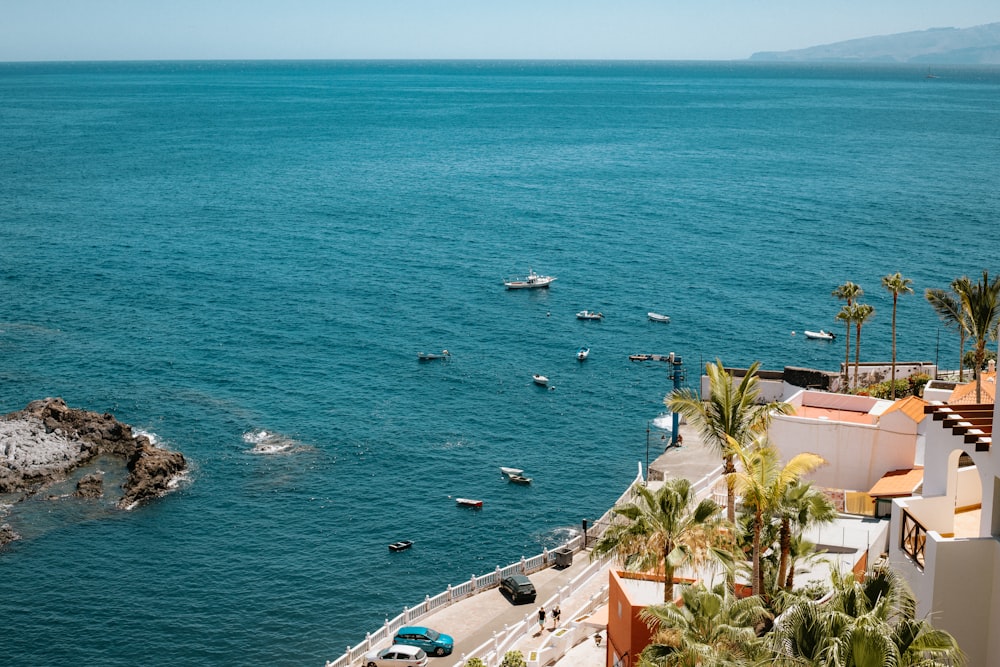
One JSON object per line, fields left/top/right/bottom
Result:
{"left": 393, "top": 626, "right": 454, "bottom": 657}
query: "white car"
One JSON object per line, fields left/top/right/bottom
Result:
{"left": 362, "top": 644, "right": 428, "bottom": 667}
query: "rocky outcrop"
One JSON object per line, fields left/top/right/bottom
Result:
{"left": 74, "top": 472, "right": 105, "bottom": 499}
{"left": 1, "top": 397, "right": 187, "bottom": 511}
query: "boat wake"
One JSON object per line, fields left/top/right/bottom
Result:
{"left": 651, "top": 413, "right": 673, "bottom": 432}
{"left": 243, "top": 429, "right": 308, "bottom": 455}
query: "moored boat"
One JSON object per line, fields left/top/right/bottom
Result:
{"left": 804, "top": 330, "right": 836, "bottom": 340}
{"left": 456, "top": 498, "right": 483, "bottom": 508}
{"left": 500, "top": 466, "right": 532, "bottom": 484}
{"left": 577, "top": 347, "right": 590, "bottom": 361}
{"left": 504, "top": 268, "right": 556, "bottom": 290}
{"left": 388, "top": 540, "right": 414, "bottom": 552}
{"left": 576, "top": 310, "right": 603, "bottom": 320}
{"left": 418, "top": 349, "right": 451, "bottom": 361}
{"left": 647, "top": 312, "right": 670, "bottom": 323}
{"left": 532, "top": 374, "right": 549, "bottom": 386}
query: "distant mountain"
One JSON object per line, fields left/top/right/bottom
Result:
{"left": 750, "top": 22, "right": 1000, "bottom": 64}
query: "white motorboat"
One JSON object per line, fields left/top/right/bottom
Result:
{"left": 532, "top": 374, "right": 549, "bottom": 386}
{"left": 576, "top": 310, "right": 603, "bottom": 320}
{"left": 500, "top": 466, "right": 532, "bottom": 484}
{"left": 647, "top": 312, "right": 670, "bottom": 323}
{"left": 456, "top": 498, "right": 483, "bottom": 508}
{"left": 577, "top": 347, "right": 590, "bottom": 361}
{"left": 418, "top": 349, "right": 450, "bottom": 361}
{"left": 504, "top": 268, "right": 556, "bottom": 290}
{"left": 804, "top": 330, "right": 836, "bottom": 340}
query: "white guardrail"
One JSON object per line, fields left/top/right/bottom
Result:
{"left": 324, "top": 466, "right": 649, "bottom": 667}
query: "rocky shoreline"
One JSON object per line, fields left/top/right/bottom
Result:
{"left": 0, "top": 397, "right": 188, "bottom": 546}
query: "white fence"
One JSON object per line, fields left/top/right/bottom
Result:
{"left": 324, "top": 466, "right": 647, "bottom": 667}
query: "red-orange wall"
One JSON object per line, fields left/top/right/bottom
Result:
{"left": 606, "top": 570, "right": 656, "bottom": 667}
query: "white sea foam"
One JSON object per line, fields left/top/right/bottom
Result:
{"left": 242, "top": 429, "right": 303, "bottom": 455}
{"left": 652, "top": 413, "right": 673, "bottom": 432}
{"left": 134, "top": 429, "right": 160, "bottom": 445}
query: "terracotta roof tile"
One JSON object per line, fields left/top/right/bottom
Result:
{"left": 879, "top": 395, "right": 928, "bottom": 422}
{"left": 868, "top": 467, "right": 924, "bottom": 497}
{"left": 948, "top": 371, "right": 996, "bottom": 405}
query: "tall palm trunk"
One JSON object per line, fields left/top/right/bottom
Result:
{"left": 843, "top": 319, "right": 851, "bottom": 387}
{"left": 777, "top": 516, "right": 791, "bottom": 591}
{"left": 854, "top": 318, "right": 862, "bottom": 388}
{"left": 752, "top": 507, "right": 763, "bottom": 596}
{"left": 890, "top": 293, "right": 898, "bottom": 398}
{"left": 959, "top": 329, "right": 966, "bottom": 382}
{"left": 663, "top": 538, "right": 675, "bottom": 603}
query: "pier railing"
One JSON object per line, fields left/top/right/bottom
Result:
{"left": 324, "top": 467, "right": 646, "bottom": 667}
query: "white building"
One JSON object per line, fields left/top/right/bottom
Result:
{"left": 888, "top": 372, "right": 999, "bottom": 666}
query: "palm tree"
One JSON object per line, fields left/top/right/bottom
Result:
{"left": 667, "top": 360, "right": 793, "bottom": 524}
{"left": 952, "top": 270, "right": 1000, "bottom": 403}
{"left": 770, "top": 565, "right": 967, "bottom": 666}
{"left": 881, "top": 273, "right": 914, "bottom": 399}
{"left": 637, "top": 583, "right": 770, "bottom": 666}
{"left": 833, "top": 282, "right": 864, "bottom": 388}
{"left": 835, "top": 305, "right": 855, "bottom": 389}
{"left": 850, "top": 303, "right": 875, "bottom": 389}
{"left": 926, "top": 285, "right": 968, "bottom": 382}
{"left": 729, "top": 435, "right": 825, "bottom": 597}
{"left": 776, "top": 481, "right": 836, "bottom": 592}
{"left": 590, "top": 478, "right": 734, "bottom": 603}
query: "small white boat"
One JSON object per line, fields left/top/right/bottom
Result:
{"left": 577, "top": 347, "right": 590, "bottom": 361}
{"left": 804, "top": 330, "right": 836, "bottom": 341}
{"left": 647, "top": 312, "right": 670, "bottom": 323}
{"left": 500, "top": 466, "right": 532, "bottom": 484}
{"left": 576, "top": 310, "right": 603, "bottom": 320}
{"left": 388, "top": 540, "right": 414, "bottom": 552}
{"left": 456, "top": 498, "right": 483, "bottom": 508}
{"left": 532, "top": 374, "right": 549, "bottom": 386}
{"left": 418, "top": 349, "right": 450, "bottom": 361}
{"left": 504, "top": 268, "right": 556, "bottom": 290}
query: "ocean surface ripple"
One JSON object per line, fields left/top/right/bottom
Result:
{"left": 0, "top": 60, "right": 998, "bottom": 666}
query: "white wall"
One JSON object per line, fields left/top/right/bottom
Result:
{"left": 770, "top": 414, "right": 916, "bottom": 492}
{"left": 928, "top": 536, "right": 1000, "bottom": 667}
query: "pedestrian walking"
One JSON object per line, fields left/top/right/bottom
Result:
{"left": 552, "top": 604, "right": 561, "bottom": 629}
{"left": 538, "top": 606, "right": 546, "bottom": 631}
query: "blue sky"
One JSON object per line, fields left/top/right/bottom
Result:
{"left": 3, "top": 0, "right": 998, "bottom": 62}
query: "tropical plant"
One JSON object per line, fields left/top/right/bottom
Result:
{"left": 770, "top": 564, "right": 966, "bottom": 666}
{"left": 590, "top": 477, "right": 734, "bottom": 603}
{"left": 729, "top": 435, "right": 825, "bottom": 597}
{"left": 962, "top": 348, "right": 996, "bottom": 371}
{"left": 667, "top": 361, "right": 793, "bottom": 524}
{"left": 926, "top": 284, "right": 968, "bottom": 382}
{"left": 849, "top": 303, "right": 875, "bottom": 389}
{"left": 637, "top": 583, "right": 771, "bottom": 666}
{"left": 882, "top": 272, "right": 914, "bottom": 399}
{"left": 776, "top": 481, "right": 836, "bottom": 591}
{"left": 835, "top": 306, "right": 855, "bottom": 389}
{"left": 833, "top": 282, "right": 864, "bottom": 388}
{"left": 499, "top": 649, "right": 526, "bottom": 667}
{"left": 953, "top": 270, "right": 1000, "bottom": 403}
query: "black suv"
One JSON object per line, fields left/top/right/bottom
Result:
{"left": 499, "top": 574, "right": 537, "bottom": 604}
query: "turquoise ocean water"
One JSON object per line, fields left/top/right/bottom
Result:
{"left": 1, "top": 61, "right": 998, "bottom": 666}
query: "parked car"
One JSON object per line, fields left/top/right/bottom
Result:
{"left": 499, "top": 573, "right": 537, "bottom": 604}
{"left": 393, "top": 626, "right": 454, "bottom": 656}
{"left": 363, "top": 644, "right": 428, "bottom": 667}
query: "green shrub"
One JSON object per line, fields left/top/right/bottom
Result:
{"left": 465, "top": 659, "right": 487, "bottom": 667}
{"left": 500, "top": 650, "right": 527, "bottom": 667}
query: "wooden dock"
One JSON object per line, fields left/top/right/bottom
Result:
{"left": 628, "top": 354, "right": 673, "bottom": 362}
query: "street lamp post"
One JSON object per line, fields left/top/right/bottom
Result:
{"left": 645, "top": 421, "right": 650, "bottom": 483}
